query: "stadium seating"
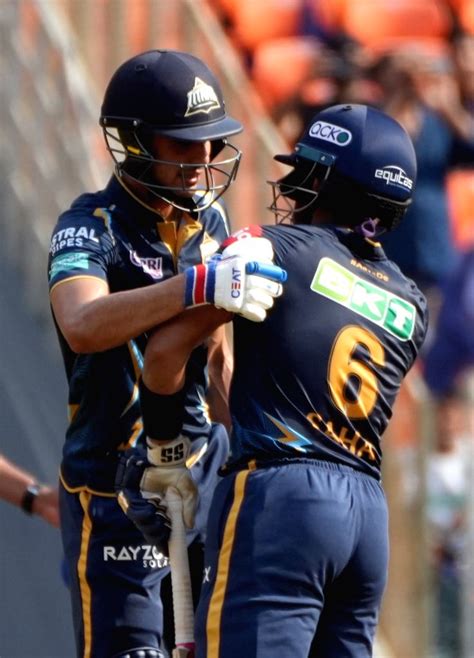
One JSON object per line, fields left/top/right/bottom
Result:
{"left": 447, "top": 170, "right": 474, "bottom": 249}
{"left": 217, "top": 0, "right": 304, "bottom": 54}
{"left": 251, "top": 36, "right": 325, "bottom": 109}
{"left": 309, "top": 0, "right": 454, "bottom": 51}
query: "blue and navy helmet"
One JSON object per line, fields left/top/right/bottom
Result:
{"left": 100, "top": 50, "right": 242, "bottom": 211}
{"left": 269, "top": 104, "right": 417, "bottom": 232}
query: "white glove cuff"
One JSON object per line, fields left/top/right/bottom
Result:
{"left": 146, "top": 435, "right": 191, "bottom": 467}
{"left": 220, "top": 236, "right": 275, "bottom": 262}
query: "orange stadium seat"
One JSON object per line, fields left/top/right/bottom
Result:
{"left": 311, "top": 0, "right": 453, "bottom": 51}
{"left": 446, "top": 0, "right": 474, "bottom": 32}
{"left": 228, "top": 0, "right": 304, "bottom": 53}
{"left": 251, "top": 36, "right": 324, "bottom": 109}
{"left": 459, "top": 0, "right": 474, "bottom": 33}
{"left": 447, "top": 170, "right": 474, "bottom": 250}
{"left": 210, "top": 0, "right": 241, "bottom": 20}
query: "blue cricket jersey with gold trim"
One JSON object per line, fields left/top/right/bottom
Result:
{"left": 229, "top": 224, "right": 428, "bottom": 479}
{"left": 48, "top": 175, "right": 229, "bottom": 492}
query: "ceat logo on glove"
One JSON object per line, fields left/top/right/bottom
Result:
{"left": 231, "top": 268, "right": 242, "bottom": 298}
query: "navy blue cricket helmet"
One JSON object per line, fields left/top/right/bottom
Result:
{"left": 269, "top": 104, "right": 417, "bottom": 232}
{"left": 100, "top": 50, "right": 243, "bottom": 211}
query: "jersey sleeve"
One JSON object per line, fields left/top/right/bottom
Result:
{"left": 48, "top": 211, "right": 116, "bottom": 292}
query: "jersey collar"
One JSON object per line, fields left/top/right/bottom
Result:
{"left": 334, "top": 227, "right": 387, "bottom": 261}
{"left": 104, "top": 174, "right": 200, "bottom": 228}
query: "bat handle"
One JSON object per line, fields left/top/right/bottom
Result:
{"left": 245, "top": 261, "right": 288, "bottom": 282}
{"left": 166, "top": 487, "right": 195, "bottom": 650}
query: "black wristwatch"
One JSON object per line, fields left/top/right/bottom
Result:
{"left": 21, "top": 484, "right": 41, "bottom": 515}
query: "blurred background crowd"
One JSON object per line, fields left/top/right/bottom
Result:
{"left": 0, "top": 1, "right": 472, "bottom": 657}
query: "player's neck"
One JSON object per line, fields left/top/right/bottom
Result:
{"left": 121, "top": 175, "right": 174, "bottom": 219}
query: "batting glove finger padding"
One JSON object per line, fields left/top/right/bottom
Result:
{"left": 115, "top": 448, "right": 172, "bottom": 551}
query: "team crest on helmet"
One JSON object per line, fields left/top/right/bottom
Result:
{"left": 185, "top": 77, "right": 221, "bottom": 117}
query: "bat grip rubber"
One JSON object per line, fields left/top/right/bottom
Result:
{"left": 166, "top": 488, "right": 195, "bottom": 649}
{"left": 245, "top": 261, "right": 288, "bottom": 282}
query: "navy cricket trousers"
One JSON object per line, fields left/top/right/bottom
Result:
{"left": 195, "top": 459, "right": 389, "bottom": 658}
{"left": 60, "top": 423, "right": 229, "bottom": 657}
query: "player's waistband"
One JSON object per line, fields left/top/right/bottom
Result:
{"left": 222, "top": 456, "right": 381, "bottom": 481}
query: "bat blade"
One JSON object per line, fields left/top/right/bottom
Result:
{"left": 172, "top": 645, "right": 195, "bottom": 658}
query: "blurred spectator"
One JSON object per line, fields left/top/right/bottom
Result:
{"left": 372, "top": 45, "right": 474, "bottom": 305}
{"left": 273, "top": 44, "right": 379, "bottom": 144}
{"left": 423, "top": 248, "right": 474, "bottom": 396}
{"left": 423, "top": 248, "right": 474, "bottom": 656}
{"left": 452, "top": 32, "right": 474, "bottom": 111}
{"left": 0, "top": 453, "right": 60, "bottom": 527}
{"left": 426, "top": 391, "right": 471, "bottom": 658}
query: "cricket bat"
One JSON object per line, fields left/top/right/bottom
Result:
{"left": 166, "top": 487, "right": 196, "bottom": 658}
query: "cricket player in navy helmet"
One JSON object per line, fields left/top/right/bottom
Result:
{"left": 119, "top": 103, "right": 429, "bottom": 658}
{"left": 48, "top": 49, "right": 284, "bottom": 658}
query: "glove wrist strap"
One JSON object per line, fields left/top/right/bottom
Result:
{"left": 184, "top": 262, "right": 217, "bottom": 307}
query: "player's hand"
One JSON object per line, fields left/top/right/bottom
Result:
{"left": 141, "top": 435, "right": 198, "bottom": 530}
{"left": 33, "top": 486, "right": 60, "bottom": 528}
{"left": 184, "top": 237, "right": 287, "bottom": 322}
{"left": 115, "top": 448, "right": 172, "bottom": 552}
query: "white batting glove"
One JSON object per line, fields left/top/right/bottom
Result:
{"left": 184, "top": 238, "right": 287, "bottom": 322}
{"left": 219, "top": 236, "right": 275, "bottom": 262}
{"left": 140, "top": 435, "right": 197, "bottom": 530}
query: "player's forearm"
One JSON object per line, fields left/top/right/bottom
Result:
{"left": 207, "top": 324, "right": 233, "bottom": 429}
{"left": 58, "top": 275, "right": 187, "bottom": 353}
{"left": 143, "top": 306, "right": 230, "bottom": 395}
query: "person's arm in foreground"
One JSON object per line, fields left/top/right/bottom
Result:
{"left": 0, "top": 454, "right": 60, "bottom": 527}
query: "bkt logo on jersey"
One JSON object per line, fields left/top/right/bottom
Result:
{"left": 309, "top": 121, "right": 352, "bottom": 146}
{"left": 185, "top": 77, "right": 221, "bottom": 117}
{"left": 375, "top": 165, "right": 413, "bottom": 191}
{"left": 130, "top": 251, "right": 163, "bottom": 279}
{"left": 311, "top": 258, "right": 416, "bottom": 340}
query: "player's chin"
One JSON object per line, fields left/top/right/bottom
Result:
{"left": 177, "top": 182, "right": 201, "bottom": 197}
{"left": 182, "top": 175, "right": 201, "bottom": 189}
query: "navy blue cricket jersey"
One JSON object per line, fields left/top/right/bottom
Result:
{"left": 229, "top": 224, "right": 428, "bottom": 479}
{"left": 48, "top": 175, "right": 229, "bottom": 493}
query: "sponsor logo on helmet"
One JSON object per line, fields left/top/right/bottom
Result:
{"left": 130, "top": 251, "right": 163, "bottom": 279}
{"left": 185, "top": 77, "right": 221, "bottom": 117}
{"left": 309, "top": 121, "right": 352, "bottom": 146}
{"left": 375, "top": 165, "right": 413, "bottom": 190}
